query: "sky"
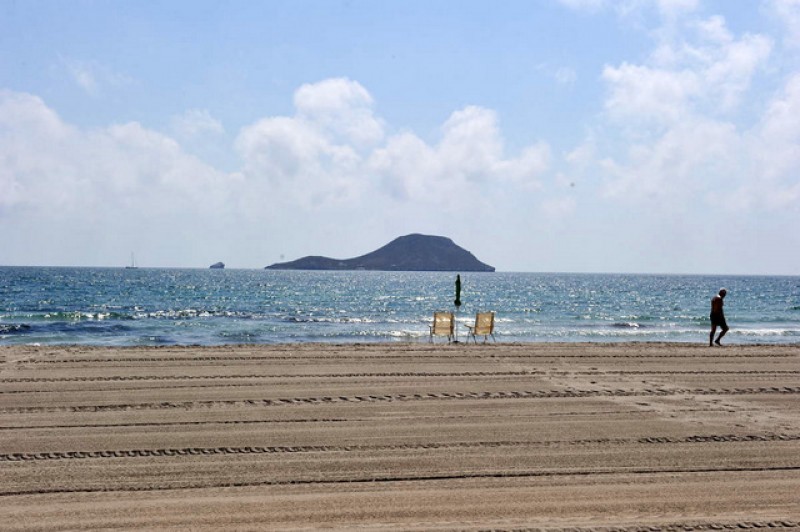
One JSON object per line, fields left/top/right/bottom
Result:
{"left": 1, "top": 0, "right": 799, "bottom": 274}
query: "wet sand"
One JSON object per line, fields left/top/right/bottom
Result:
{"left": 2, "top": 342, "right": 799, "bottom": 530}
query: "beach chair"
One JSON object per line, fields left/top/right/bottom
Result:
{"left": 466, "top": 312, "right": 496, "bottom": 343}
{"left": 429, "top": 312, "right": 455, "bottom": 343}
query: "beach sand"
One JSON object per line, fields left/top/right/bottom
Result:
{"left": 1, "top": 342, "right": 799, "bottom": 530}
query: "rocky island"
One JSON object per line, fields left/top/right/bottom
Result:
{"left": 209, "top": 262, "right": 225, "bottom": 269}
{"left": 265, "top": 234, "right": 495, "bottom": 272}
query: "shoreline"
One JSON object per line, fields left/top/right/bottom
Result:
{"left": 2, "top": 342, "right": 799, "bottom": 529}
{"left": 3, "top": 340, "right": 800, "bottom": 354}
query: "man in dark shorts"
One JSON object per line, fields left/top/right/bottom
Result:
{"left": 709, "top": 288, "right": 729, "bottom": 346}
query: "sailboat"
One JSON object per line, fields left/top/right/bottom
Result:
{"left": 125, "top": 253, "right": 138, "bottom": 269}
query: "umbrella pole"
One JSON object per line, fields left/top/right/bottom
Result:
{"left": 454, "top": 274, "right": 462, "bottom": 343}
{"left": 454, "top": 306, "right": 459, "bottom": 343}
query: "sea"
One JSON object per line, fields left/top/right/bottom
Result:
{"left": 1, "top": 267, "right": 799, "bottom": 346}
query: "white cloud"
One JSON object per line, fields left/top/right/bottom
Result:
{"left": 0, "top": 91, "right": 80, "bottom": 210}
{"left": 536, "top": 63, "right": 578, "bottom": 87}
{"left": 557, "top": 0, "right": 607, "bottom": 12}
{"left": 366, "top": 132, "right": 439, "bottom": 200}
{"left": 565, "top": 137, "right": 597, "bottom": 169}
{"left": 601, "top": 118, "right": 741, "bottom": 204}
{"left": 233, "top": 79, "right": 390, "bottom": 209}
{"left": 604, "top": 13, "right": 772, "bottom": 127}
{"left": 438, "top": 106, "right": 504, "bottom": 181}
{"left": 543, "top": 1, "right": 799, "bottom": 274}
{"left": 770, "top": 0, "right": 800, "bottom": 48}
{"left": 501, "top": 143, "right": 551, "bottom": 187}
{"left": 692, "top": 14, "right": 732, "bottom": 45}
{"left": 236, "top": 81, "right": 550, "bottom": 211}
{"left": 558, "top": 0, "right": 698, "bottom": 19}
{"left": 697, "top": 31, "right": 773, "bottom": 111}
{"left": 171, "top": 109, "right": 225, "bottom": 139}
{"left": 603, "top": 63, "right": 698, "bottom": 125}
{"left": 293, "top": 77, "right": 384, "bottom": 147}
{"left": 64, "top": 60, "right": 98, "bottom": 95}
{"left": 541, "top": 196, "right": 577, "bottom": 218}
{"left": 656, "top": 0, "right": 699, "bottom": 19}
{"left": 1, "top": 78, "right": 551, "bottom": 247}
{"left": 365, "top": 106, "right": 549, "bottom": 203}
{"left": 438, "top": 105, "right": 550, "bottom": 188}
{"left": 0, "top": 90, "right": 234, "bottom": 222}
{"left": 237, "top": 118, "right": 362, "bottom": 209}
{"left": 742, "top": 73, "right": 800, "bottom": 210}
{"left": 555, "top": 66, "right": 578, "bottom": 86}
{"left": 60, "top": 57, "right": 132, "bottom": 96}
{"left": 595, "top": 7, "right": 783, "bottom": 210}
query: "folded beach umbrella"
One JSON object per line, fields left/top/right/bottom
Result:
{"left": 454, "top": 274, "right": 462, "bottom": 308}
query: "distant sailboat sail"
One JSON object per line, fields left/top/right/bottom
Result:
{"left": 126, "top": 253, "right": 138, "bottom": 269}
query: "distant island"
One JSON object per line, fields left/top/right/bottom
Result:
{"left": 209, "top": 262, "right": 225, "bottom": 269}
{"left": 265, "top": 234, "right": 495, "bottom": 272}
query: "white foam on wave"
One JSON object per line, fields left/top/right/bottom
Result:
{"left": 735, "top": 328, "right": 799, "bottom": 337}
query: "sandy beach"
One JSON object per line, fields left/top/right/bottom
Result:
{"left": 1, "top": 342, "right": 799, "bottom": 530}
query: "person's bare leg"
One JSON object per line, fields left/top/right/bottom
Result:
{"left": 710, "top": 325, "right": 716, "bottom": 346}
{"left": 715, "top": 326, "right": 728, "bottom": 346}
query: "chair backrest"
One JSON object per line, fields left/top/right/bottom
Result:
{"left": 432, "top": 312, "right": 454, "bottom": 335}
{"left": 474, "top": 312, "right": 494, "bottom": 335}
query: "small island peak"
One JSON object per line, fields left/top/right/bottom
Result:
{"left": 266, "top": 234, "right": 494, "bottom": 272}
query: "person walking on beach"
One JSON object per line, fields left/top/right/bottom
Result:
{"left": 709, "top": 288, "right": 729, "bottom": 346}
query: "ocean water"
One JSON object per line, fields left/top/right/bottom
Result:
{"left": 1, "top": 267, "right": 798, "bottom": 346}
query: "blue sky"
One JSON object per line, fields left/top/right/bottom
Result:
{"left": 1, "top": 0, "right": 799, "bottom": 274}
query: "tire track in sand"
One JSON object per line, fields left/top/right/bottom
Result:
{"left": 3, "top": 386, "right": 800, "bottom": 414}
{"left": 3, "top": 433, "right": 799, "bottom": 462}
{"left": 3, "top": 464, "right": 800, "bottom": 497}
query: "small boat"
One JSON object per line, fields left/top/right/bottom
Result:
{"left": 125, "top": 253, "right": 138, "bottom": 269}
